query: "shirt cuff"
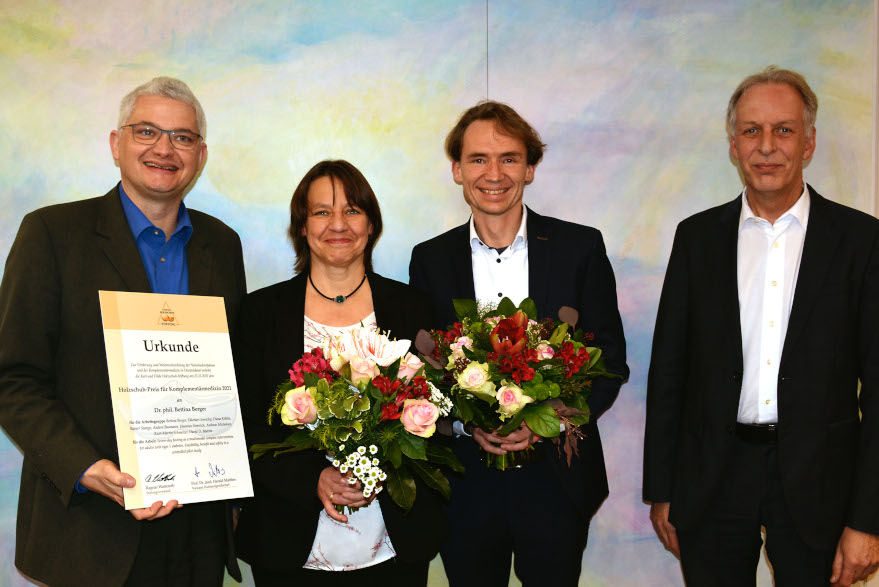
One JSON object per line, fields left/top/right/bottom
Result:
{"left": 452, "top": 420, "right": 471, "bottom": 437}
{"left": 74, "top": 461, "right": 99, "bottom": 494}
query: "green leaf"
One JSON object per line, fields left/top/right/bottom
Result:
{"left": 453, "top": 395, "right": 477, "bottom": 423}
{"left": 496, "top": 411, "right": 526, "bottom": 435}
{"left": 496, "top": 297, "right": 517, "bottom": 317}
{"left": 387, "top": 441, "right": 402, "bottom": 468}
{"left": 397, "top": 432, "right": 427, "bottom": 460}
{"left": 385, "top": 466, "right": 416, "bottom": 512}
{"left": 548, "top": 323, "right": 569, "bottom": 345}
{"left": 425, "top": 443, "right": 465, "bottom": 473}
{"left": 524, "top": 402, "right": 561, "bottom": 438}
{"left": 518, "top": 297, "right": 537, "bottom": 318}
{"left": 408, "top": 459, "right": 451, "bottom": 500}
{"left": 384, "top": 357, "right": 401, "bottom": 381}
{"left": 452, "top": 299, "right": 478, "bottom": 320}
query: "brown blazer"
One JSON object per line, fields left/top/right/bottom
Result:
{"left": 0, "top": 186, "right": 246, "bottom": 586}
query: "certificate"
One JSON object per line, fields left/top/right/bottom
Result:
{"left": 99, "top": 290, "right": 253, "bottom": 509}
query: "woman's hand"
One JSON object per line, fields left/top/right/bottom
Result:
{"left": 316, "top": 467, "right": 377, "bottom": 523}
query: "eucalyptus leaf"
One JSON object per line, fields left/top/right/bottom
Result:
{"left": 385, "top": 466, "right": 416, "bottom": 512}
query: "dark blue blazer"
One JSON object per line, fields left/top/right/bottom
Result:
{"left": 409, "top": 206, "right": 629, "bottom": 517}
{"left": 643, "top": 187, "right": 879, "bottom": 549}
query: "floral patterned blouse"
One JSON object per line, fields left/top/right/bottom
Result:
{"left": 302, "top": 312, "right": 396, "bottom": 571}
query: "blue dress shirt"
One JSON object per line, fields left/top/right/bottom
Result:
{"left": 76, "top": 184, "right": 192, "bottom": 494}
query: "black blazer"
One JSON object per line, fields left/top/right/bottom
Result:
{"left": 643, "top": 187, "right": 879, "bottom": 549}
{"left": 409, "top": 207, "right": 629, "bottom": 517}
{"left": 0, "top": 186, "right": 246, "bottom": 586}
{"left": 233, "top": 272, "right": 447, "bottom": 570}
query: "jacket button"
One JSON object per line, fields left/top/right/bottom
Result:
{"left": 732, "top": 372, "right": 742, "bottom": 382}
{"left": 726, "top": 425, "right": 735, "bottom": 435}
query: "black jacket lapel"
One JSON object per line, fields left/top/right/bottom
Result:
{"left": 526, "top": 207, "right": 551, "bottom": 314}
{"left": 782, "top": 188, "right": 839, "bottom": 364}
{"left": 95, "top": 187, "right": 151, "bottom": 293}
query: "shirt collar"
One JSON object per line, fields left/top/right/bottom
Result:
{"left": 738, "top": 184, "right": 810, "bottom": 233}
{"left": 118, "top": 182, "right": 192, "bottom": 241}
{"left": 469, "top": 205, "right": 528, "bottom": 252}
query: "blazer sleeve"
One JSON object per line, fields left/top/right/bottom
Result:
{"left": 579, "top": 231, "right": 629, "bottom": 419}
{"left": 642, "top": 223, "right": 691, "bottom": 503}
{"left": 0, "top": 212, "right": 103, "bottom": 504}
{"left": 848, "top": 230, "right": 879, "bottom": 533}
{"left": 233, "top": 291, "right": 325, "bottom": 511}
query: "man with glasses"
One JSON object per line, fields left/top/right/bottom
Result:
{"left": 0, "top": 77, "right": 245, "bottom": 586}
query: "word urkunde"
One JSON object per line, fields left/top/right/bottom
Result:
{"left": 142, "top": 339, "right": 200, "bottom": 352}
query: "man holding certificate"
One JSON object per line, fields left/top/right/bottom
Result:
{"left": 0, "top": 77, "right": 245, "bottom": 586}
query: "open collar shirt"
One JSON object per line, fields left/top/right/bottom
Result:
{"left": 119, "top": 183, "right": 192, "bottom": 295}
{"left": 736, "top": 185, "right": 809, "bottom": 424}
{"left": 470, "top": 205, "right": 529, "bottom": 308}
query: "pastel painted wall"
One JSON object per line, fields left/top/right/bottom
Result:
{"left": 0, "top": 1, "right": 874, "bottom": 585}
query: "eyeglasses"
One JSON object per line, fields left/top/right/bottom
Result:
{"left": 122, "top": 124, "right": 203, "bottom": 150}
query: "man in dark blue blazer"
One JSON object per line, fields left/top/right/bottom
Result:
{"left": 644, "top": 66, "right": 879, "bottom": 586}
{"left": 409, "top": 101, "right": 628, "bottom": 586}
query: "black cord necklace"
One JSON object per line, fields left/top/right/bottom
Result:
{"left": 309, "top": 273, "right": 367, "bottom": 304}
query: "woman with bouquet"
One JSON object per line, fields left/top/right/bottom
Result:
{"left": 234, "top": 160, "right": 444, "bottom": 586}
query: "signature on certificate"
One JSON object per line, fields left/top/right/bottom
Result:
{"left": 144, "top": 472, "right": 176, "bottom": 482}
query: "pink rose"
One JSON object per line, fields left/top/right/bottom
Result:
{"left": 496, "top": 384, "right": 534, "bottom": 419}
{"left": 349, "top": 356, "right": 378, "bottom": 383}
{"left": 400, "top": 399, "right": 439, "bottom": 438}
{"left": 535, "top": 343, "right": 555, "bottom": 360}
{"left": 397, "top": 352, "right": 424, "bottom": 382}
{"left": 281, "top": 387, "right": 317, "bottom": 426}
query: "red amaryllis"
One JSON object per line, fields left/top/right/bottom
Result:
{"left": 490, "top": 310, "right": 528, "bottom": 356}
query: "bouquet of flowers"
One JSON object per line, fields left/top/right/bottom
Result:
{"left": 419, "top": 297, "right": 621, "bottom": 470}
{"left": 250, "top": 327, "right": 462, "bottom": 512}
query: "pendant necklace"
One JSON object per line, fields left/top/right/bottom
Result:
{"left": 309, "top": 273, "right": 367, "bottom": 304}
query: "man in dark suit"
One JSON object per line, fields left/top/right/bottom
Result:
{"left": 644, "top": 66, "right": 879, "bottom": 586}
{"left": 409, "top": 101, "right": 628, "bottom": 586}
{"left": 0, "top": 77, "right": 245, "bottom": 586}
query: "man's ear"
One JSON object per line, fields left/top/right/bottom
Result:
{"left": 803, "top": 127, "right": 816, "bottom": 161}
{"left": 451, "top": 161, "right": 463, "bottom": 185}
{"left": 524, "top": 162, "right": 536, "bottom": 185}
{"left": 109, "top": 130, "right": 120, "bottom": 164}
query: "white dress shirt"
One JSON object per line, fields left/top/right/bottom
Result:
{"left": 470, "top": 205, "right": 529, "bottom": 308}
{"left": 736, "top": 186, "right": 809, "bottom": 424}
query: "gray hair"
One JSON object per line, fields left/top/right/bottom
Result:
{"left": 118, "top": 77, "right": 207, "bottom": 138}
{"left": 726, "top": 65, "right": 818, "bottom": 139}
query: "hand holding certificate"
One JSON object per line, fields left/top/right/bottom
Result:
{"left": 100, "top": 290, "right": 253, "bottom": 510}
